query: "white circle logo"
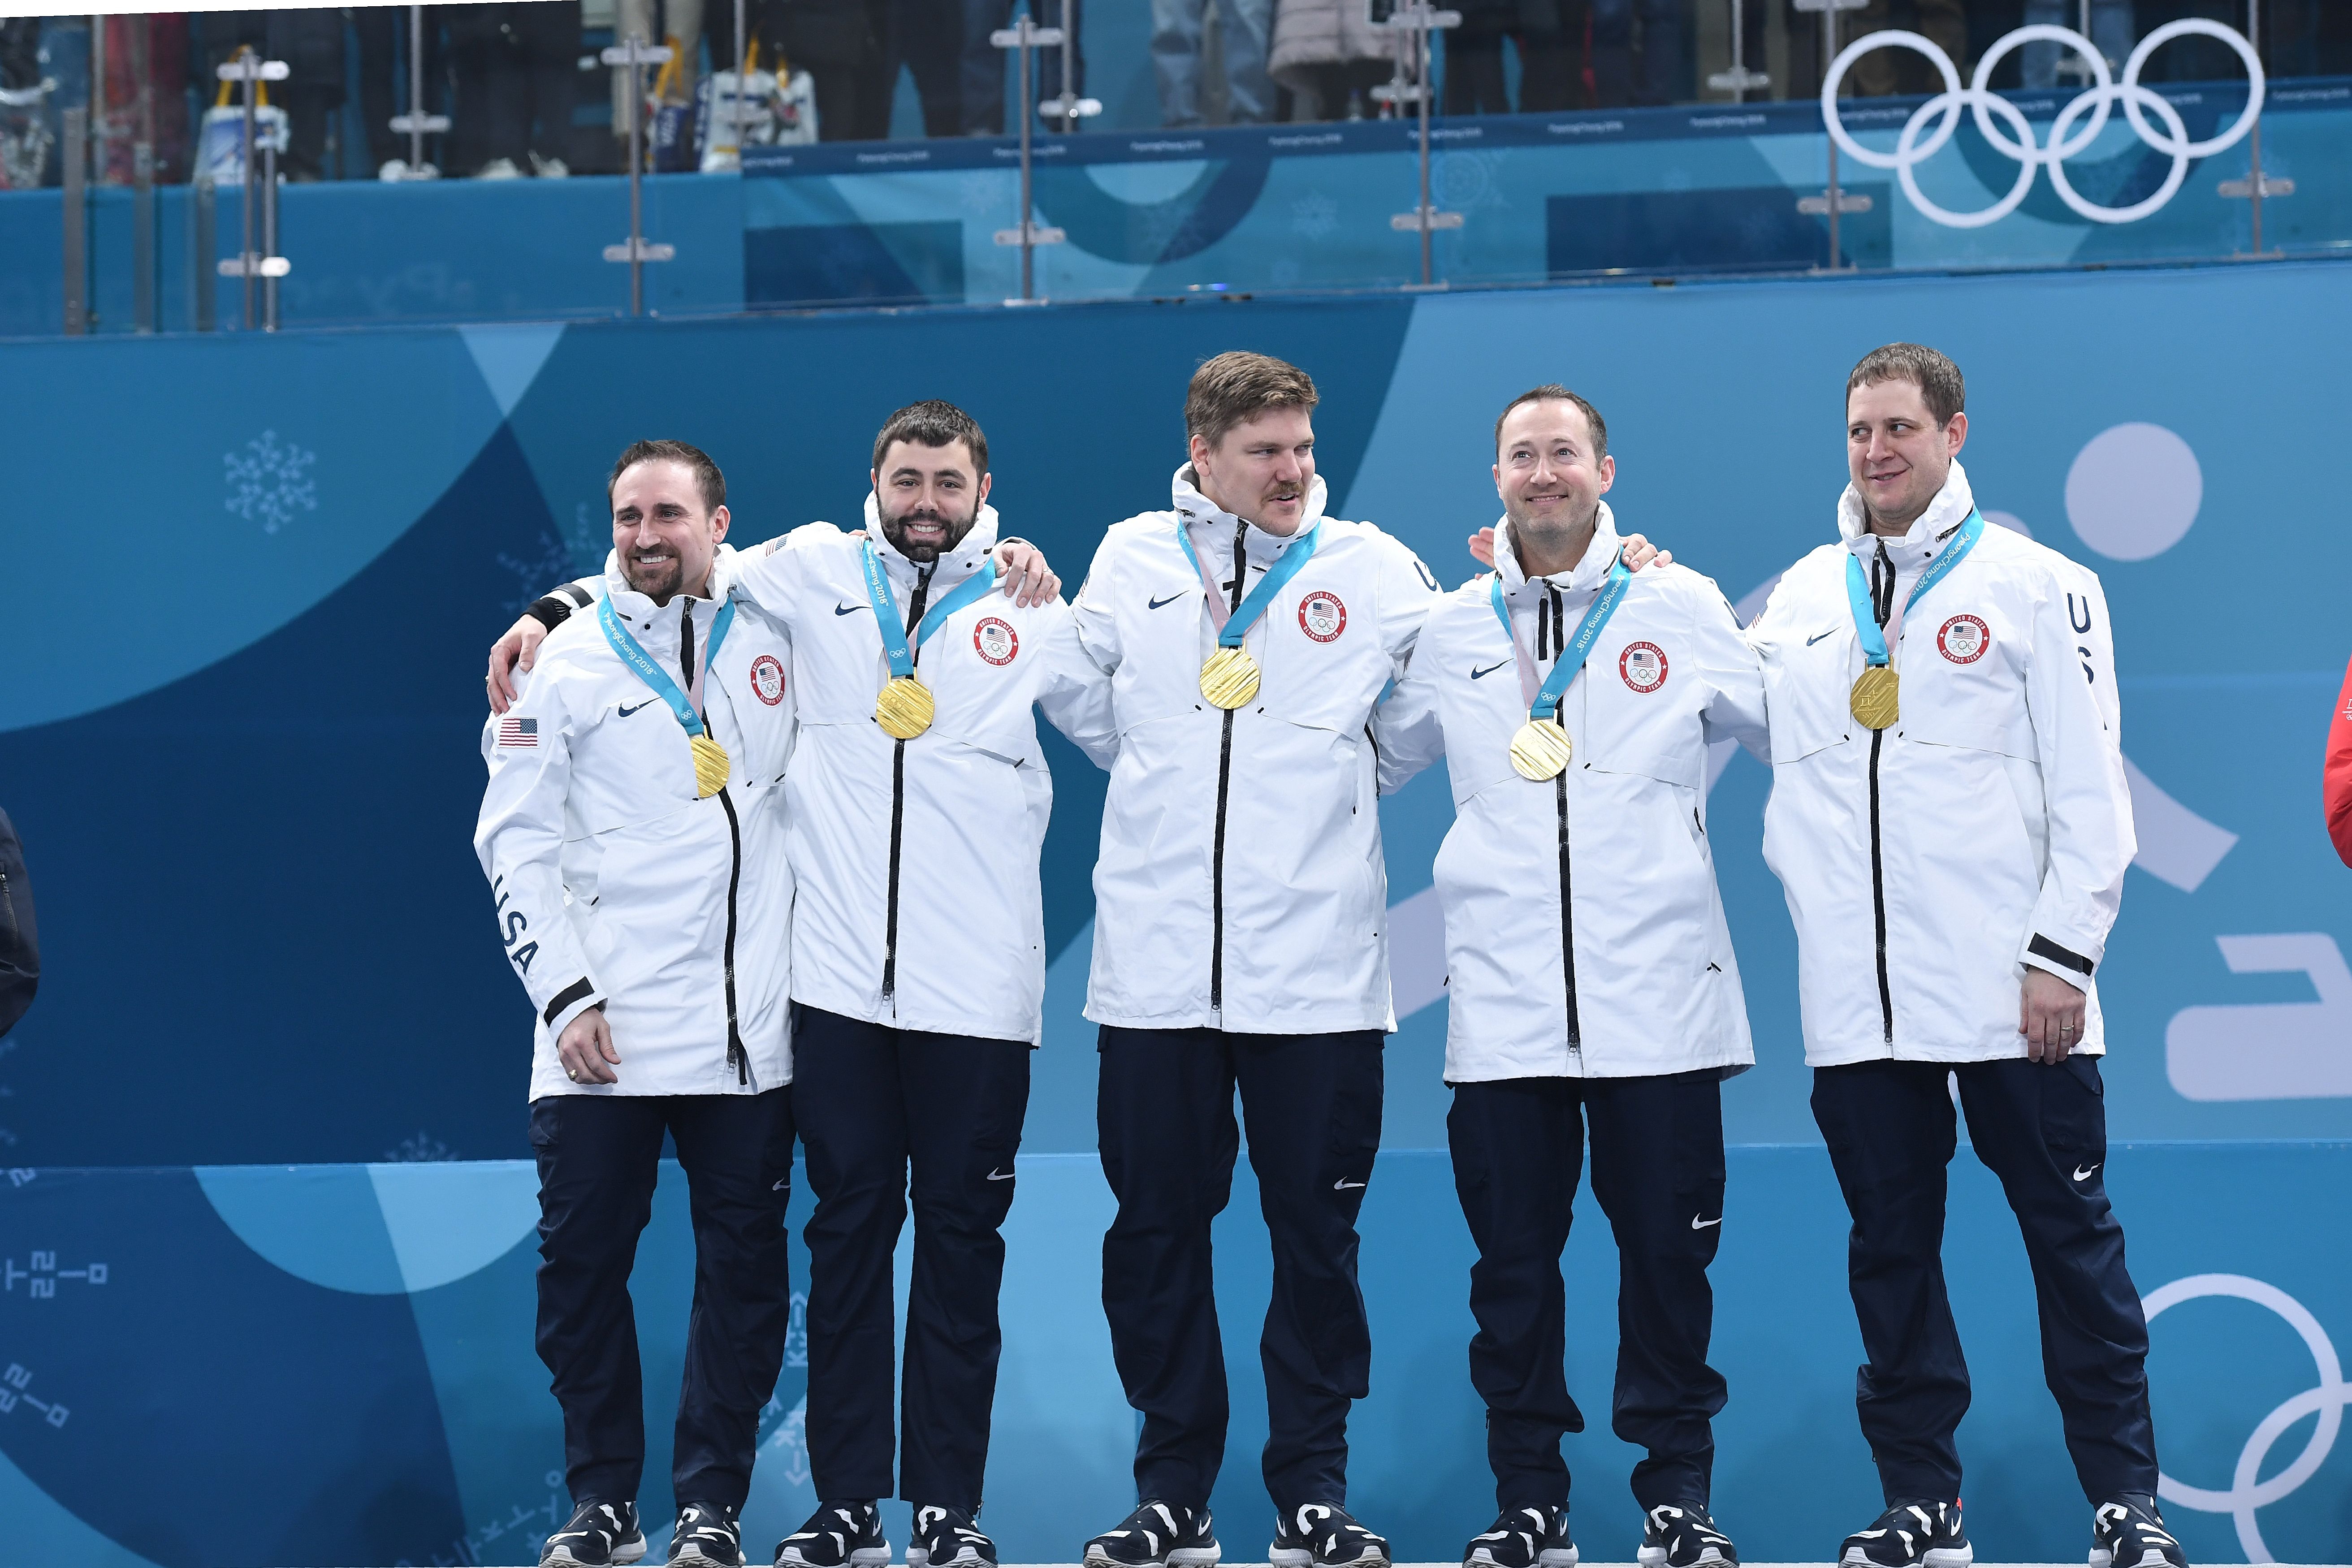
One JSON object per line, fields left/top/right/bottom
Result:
{"left": 973, "top": 617, "right": 1019, "bottom": 666}
{"left": 1298, "top": 592, "right": 1347, "bottom": 644}
{"left": 748, "top": 654, "right": 786, "bottom": 706}
{"left": 1821, "top": 20, "right": 2263, "bottom": 228}
{"left": 1619, "top": 641, "right": 1669, "bottom": 694}
{"left": 2144, "top": 1273, "right": 2349, "bottom": 1563}
{"left": 2067, "top": 423, "right": 2203, "bottom": 561}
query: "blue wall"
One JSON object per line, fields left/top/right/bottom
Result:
{"left": 1, "top": 260, "right": 2349, "bottom": 1564}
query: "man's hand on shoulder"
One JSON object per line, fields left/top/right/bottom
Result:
{"left": 489, "top": 614, "right": 551, "bottom": 715}
{"left": 994, "top": 539, "right": 1061, "bottom": 608}
{"left": 557, "top": 1006, "right": 621, "bottom": 1084}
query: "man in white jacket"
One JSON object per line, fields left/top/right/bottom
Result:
{"left": 1377, "top": 387, "right": 1762, "bottom": 1568}
{"left": 485, "top": 407, "right": 1088, "bottom": 1568}
{"left": 1749, "top": 345, "right": 2183, "bottom": 1568}
{"left": 476, "top": 440, "right": 799, "bottom": 1568}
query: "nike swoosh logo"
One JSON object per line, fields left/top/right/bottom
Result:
{"left": 618, "top": 700, "right": 655, "bottom": 717}
{"left": 834, "top": 602, "right": 868, "bottom": 616}
{"left": 1471, "top": 660, "right": 1510, "bottom": 680}
{"left": 1806, "top": 629, "right": 1836, "bottom": 646}
{"left": 986, "top": 1169, "right": 1015, "bottom": 1181}
{"left": 1147, "top": 592, "right": 1187, "bottom": 610}
{"left": 1691, "top": 1215, "right": 1722, "bottom": 1229}
{"left": 1334, "top": 1178, "right": 1366, "bottom": 1190}
{"left": 2074, "top": 1163, "right": 2099, "bottom": 1182}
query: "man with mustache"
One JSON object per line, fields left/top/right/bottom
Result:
{"left": 477, "top": 440, "right": 800, "bottom": 1568}
{"left": 487, "top": 405, "right": 1094, "bottom": 1568}
{"left": 1380, "top": 387, "right": 1761, "bottom": 1568}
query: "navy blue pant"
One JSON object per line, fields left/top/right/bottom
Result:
{"left": 791, "top": 1005, "right": 1030, "bottom": 1511}
{"left": 1097, "top": 1026, "right": 1384, "bottom": 1512}
{"left": 530, "top": 1089, "right": 796, "bottom": 1511}
{"left": 1449, "top": 1072, "right": 1729, "bottom": 1513}
{"left": 1812, "top": 1056, "right": 2159, "bottom": 1504}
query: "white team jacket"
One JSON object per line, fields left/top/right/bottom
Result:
{"left": 730, "top": 500, "right": 1108, "bottom": 1044}
{"left": 475, "top": 552, "right": 797, "bottom": 1101}
{"left": 1376, "top": 509, "right": 1768, "bottom": 1081}
{"left": 1063, "top": 466, "right": 1439, "bottom": 1033}
{"left": 1751, "top": 460, "right": 2135, "bottom": 1067}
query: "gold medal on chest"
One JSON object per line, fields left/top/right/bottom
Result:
{"left": 875, "top": 674, "right": 935, "bottom": 740}
{"left": 1200, "top": 646, "right": 1260, "bottom": 710}
{"left": 1850, "top": 665, "right": 1900, "bottom": 730}
{"left": 1509, "top": 719, "right": 1574, "bottom": 781}
{"left": 689, "top": 733, "right": 731, "bottom": 798}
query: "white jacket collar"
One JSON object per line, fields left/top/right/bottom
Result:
{"left": 1839, "top": 460, "right": 1977, "bottom": 569}
{"left": 859, "top": 492, "right": 1001, "bottom": 586}
{"left": 1494, "top": 503, "right": 1623, "bottom": 597}
{"left": 1171, "top": 464, "right": 1329, "bottom": 555}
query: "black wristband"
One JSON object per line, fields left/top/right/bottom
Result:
{"left": 525, "top": 594, "right": 575, "bottom": 632}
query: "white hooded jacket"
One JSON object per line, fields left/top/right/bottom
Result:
{"left": 1062, "top": 466, "right": 1440, "bottom": 1033}
{"left": 1751, "top": 460, "right": 2135, "bottom": 1066}
{"left": 1375, "top": 507, "right": 1768, "bottom": 1081}
{"left": 475, "top": 550, "right": 797, "bottom": 1101}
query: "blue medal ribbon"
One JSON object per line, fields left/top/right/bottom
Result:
{"left": 598, "top": 594, "right": 736, "bottom": 740}
{"left": 862, "top": 541, "right": 999, "bottom": 676}
{"left": 1176, "top": 518, "right": 1323, "bottom": 648}
{"left": 1489, "top": 555, "right": 1634, "bottom": 722}
{"left": 1844, "top": 509, "right": 1985, "bottom": 666}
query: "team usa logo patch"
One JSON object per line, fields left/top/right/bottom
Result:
{"left": 973, "top": 617, "right": 1019, "bottom": 666}
{"left": 1937, "top": 614, "right": 1991, "bottom": 665}
{"left": 1297, "top": 591, "right": 1347, "bottom": 643}
{"left": 748, "top": 654, "right": 787, "bottom": 706}
{"left": 1618, "top": 641, "right": 1669, "bottom": 694}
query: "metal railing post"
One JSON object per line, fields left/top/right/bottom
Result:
{"left": 388, "top": 5, "right": 450, "bottom": 179}
{"left": 1794, "top": 0, "right": 1870, "bottom": 270}
{"left": 134, "top": 139, "right": 156, "bottom": 332}
{"left": 192, "top": 174, "right": 217, "bottom": 331}
{"left": 1375, "top": 2, "right": 1463, "bottom": 289}
{"left": 61, "top": 106, "right": 86, "bottom": 335}
{"left": 2220, "top": 0, "right": 2292, "bottom": 255}
{"left": 1707, "top": 0, "right": 1768, "bottom": 100}
{"left": 1036, "top": 0, "right": 1102, "bottom": 133}
{"left": 215, "top": 52, "right": 291, "bottom": 328}
{"left": 990, "top": 11, "right": 1068, "bottom": 306}
{"left": 601, "top": 34, "right": 677, "bottom": 314}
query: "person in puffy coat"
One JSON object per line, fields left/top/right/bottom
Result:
{"left": 1268, "top": 0, "right": 1398, "bottom": 119}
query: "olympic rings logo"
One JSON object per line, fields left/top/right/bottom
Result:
{"left": 1819, "top": 21, "right": 2264, "bottom": 228}
{"left": 2144, "top": 1274, "right": 2349, "bottom": 1564}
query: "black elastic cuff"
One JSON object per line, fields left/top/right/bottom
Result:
{"left": 543, "top": 976, "right": 595, "bottom": 1025}
{"left": 525, "top": 595, "right": 575, "bottom": 632}
{"left": 2028, "top": 934, "right": 2096, "bottom": 976}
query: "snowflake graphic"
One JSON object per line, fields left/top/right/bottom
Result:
{"left": 495, "top": 502, "right": 613, "bottom": 612}
{"left": 1292, "top": 192, "right": 1338, "bottom": 241}
{"left": 385, "top": 1131, "right": 458, "bottom": 1162}
{"left": 223, "top": 430, "right": 318, "bottom": 534}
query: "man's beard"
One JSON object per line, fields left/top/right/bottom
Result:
{"left": 623, "top": 549, "right": 686, "bottom": 603}
{"left": 1505, "top": 494, "right": 1599, "bottom": 549}
{"left": 878, "top": 497, "right": 978, "bottom": 564}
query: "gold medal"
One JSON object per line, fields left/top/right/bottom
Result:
{"left": 690, "top": 733, "right": 731, "bottom": 798}
{"left": 1200, "top": 646, "right": 1260, "bottom": 710}
{"left": 1850, "top": 665, "right": 1900, "bottom": 730}
{"left": 1509, "top": 719, "right": 1574, "bottom": 781}
{"left": 875, "top": 674, "right": 935, "bottom": 740}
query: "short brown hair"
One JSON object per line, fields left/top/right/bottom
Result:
{"left": 1186, "top": 351, "right": 1319, "bottom": 448}
{"left": 608, "top": 439, "right": 725, "bottom": 512}
{"left": 871, "top": 400, "right": 990, "bottom": 476}
{"left": 1847, "top": 343, "right": 1965, "bottom": 428}
{"left": 1493, "top": 384, "right": 1609, "bottom": 460}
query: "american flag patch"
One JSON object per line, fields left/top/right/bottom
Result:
{"left": 497, "top": 716, "right": 538, "bottom": 748}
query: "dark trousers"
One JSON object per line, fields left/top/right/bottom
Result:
{"left": 447, "top": 1, "right": 578, "bottom": 172}
{"left": 959, "top": 0, "right": 1079, "bottom": 133}
{"left": 1449, "top": 1072, "right": 1728, "bottom": 1513}
{"left": 1812, "top": 1056, "right": 2158, "bottom": 1504}
{"left": 1098, "top": 1026, "right": 1384, "bottom": 1512}
{"left": 791, "top": 1005, "right": 1031, "bottom": 1510}
{"left": 530, "top": 1089, "right": 796, "bottom": 1510}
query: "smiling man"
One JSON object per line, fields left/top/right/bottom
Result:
{"left": 1747, "top": 345, "right": 2180, "bottom": 1568}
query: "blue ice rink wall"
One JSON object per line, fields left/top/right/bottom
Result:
{"left": 0, "top": 259, "right": 2348, "bottom": 1564}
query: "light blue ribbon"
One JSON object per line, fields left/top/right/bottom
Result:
{"left": 1844, "top": 510, "right": 1985, "bottom": 668}
{"left": 862, "top": 541, "right": 999, "bottom": 678}
{"left": 598, "top": 595, "right": 735, "bottom": 741}
{"left": 1489, "top": 557, "right": 1634, "bottom": 722}
{"left": 1176, "top": 518, "right": 1323, "bottom": 648}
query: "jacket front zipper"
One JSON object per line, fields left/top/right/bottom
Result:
{"left": 682, "top": 600, "right": 753, "bottom": 1088}
{"left": 1865, "top": 543, "right": 1895, "bottom": 1046}
{"left": 1209, "top": 520, "right": 1245, "bottom": 1012}
{"left": 1541, "top": 584, "right": 1582, "bottom": 1054}
{"left": 882, "top": 563, "right": 933, "bottom": 1007}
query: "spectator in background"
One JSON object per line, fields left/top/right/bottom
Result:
{"left": 2023, "top": 0, "right": 2133, "bottom": 88}
{"left": 888, "top": 0, "right": 968, "bottom": 135}
{"left": 355, "top": 4, "right": 440, "bottom": 179}
{"left": 0, "top": 807, "right": 35, "bottom": 1040}
{"left": 1845, "top": 0, "right": 1962, "bottom": 95}
{"left": 963, "top": 0, "right": 1081, "bottom": 134}
{"left": 2134, "top": 0, "right": 2241, "bottom": 80}
{"left": 2328, "top": 655, "right": 2352, "bottom": 868}
{"left": 784, "top": 0, "right": 897, "bottom": 140}
{"left": 1444, "top": 0, "right": 1577, "bottom": 114}
{"left": 1268, "top": 0, "right": 1388, "bottom": 121}
{"left": 264, "top": 8, "right": 349, "bottom": 178}
{"left": 1591, "top": 0, "right": 1686, "bottom": 107}
{"left": 449, "top": 1, "right": 577, "bottom": 177}
{"left": 1160, "top": 0, "right": 1275, "bottom": 126}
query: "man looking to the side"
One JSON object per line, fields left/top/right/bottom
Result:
{"left": 477, "top": 440, "right": 799, "bottom": 1568}
{"left": 1378, "top": 387, "right": 1762, "bottom": 1568}
{"left": 1747, "top": 345, "right": 2184, "bottom": 1568}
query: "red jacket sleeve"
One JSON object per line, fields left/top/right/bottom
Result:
{"left": 2329, "top": 654, "right": 2352, "bottom": 868}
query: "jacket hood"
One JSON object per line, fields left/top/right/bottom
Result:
{"left": 1839, "top": 459, "right": 1977, "bottom": 569}
{"left": 1493, "top": 502, "right": 1624, "bottom": 599}
{"left": 860, "top": 492, "right": 1001, "bottom": 585}
{"left": 1171, "top": 464, "right": 1329, "bottom": 545}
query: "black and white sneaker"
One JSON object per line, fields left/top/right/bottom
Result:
{"left": 909, "top": 1505, "right": 997, "bottom": 1568}
{"left": 670, "top": 1502, "right": 743, "bottom": 1568}
{"left": 1839, "top": 1500, "right": 1972, "bottom": 1568}
{"left": 1639, "top": 1503, "right": 1736, "bottom": 1568}
{"left": 1271, "top": 1503, "right": 1390, "bottom": 1568}
{"left": 544, "top": 1500, "right": 648, "bottom": 1567}
{"left": 774, "top": 1501, "right": 889, "bottom": 1568}
{"left": 1084, "top": 1500, "right": 1222, "bottom": 1568}
{"left": 1464, "top": 1504, "right": 1577, "bottom": 1568}
{"left": 2090, "top": 1495, "right": 2188, "bottom": 1568}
